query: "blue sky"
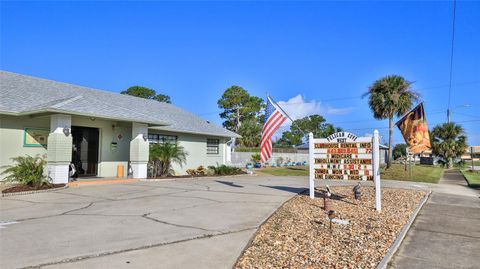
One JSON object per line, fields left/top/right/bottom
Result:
{"left": 1, "top": 1, "right": 479, "bottom": 145}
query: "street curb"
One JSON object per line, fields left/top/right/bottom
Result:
{"left": 376, "top": 190, "right": 431, "bottom": 269}
{"left": 1, "top": 185, "right": 69, "bottom": 197}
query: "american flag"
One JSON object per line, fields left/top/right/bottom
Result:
{"left": 260, "top": 96, "right": 288, "bottom": 162}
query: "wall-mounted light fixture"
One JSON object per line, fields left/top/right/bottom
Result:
{"left": 63, "top": 127, "right": 70, "bottom": 136}
{"left": 143, "top": 134, "right": 148, "bottom": 141}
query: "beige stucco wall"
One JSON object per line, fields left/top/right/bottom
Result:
{"left": 149, "top": 130, "right": 227, "bottom": 175}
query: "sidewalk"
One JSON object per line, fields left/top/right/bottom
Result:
{"left": 389, "top": 170, "right": 480, "bottom": 269}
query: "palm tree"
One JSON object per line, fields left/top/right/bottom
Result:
{"left": 431, "top": 123, "right": 467, "bottom": 169}
{"left": 363, "top": 75, "right": 419, "bottom": 168}
{"left": 149, "top": 142, "right": 188, "bottom": 177}
{"left": 237, "top": 119, "right": 262, "bottom": 147}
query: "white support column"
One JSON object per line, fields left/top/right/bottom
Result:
{"left": 309, "top": 132, "right": 315, "bottom": 199}
{"left": 130, "top": 122, "right": 149, "bottom": 179}
{"left": 225, "top": 138, "right": 232, "bottom": 164}
{"left": 373, "top": 129, "right": 382, "bottom": 211}
{"left": 47, "top": 114, "right": 72, "bottom": 184}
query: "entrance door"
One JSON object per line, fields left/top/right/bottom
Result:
{"left": 72, "top": 126, "right": 99, "bottom": 177}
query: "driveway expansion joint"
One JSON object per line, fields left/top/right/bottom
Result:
{"left": 412, "top": 227, "right": 480, "bottom": 239}
{"left": 141, "top": 213, "right": 213, "bottom": 232}
{"left": 14, "top": 202, "right": 95, "bottom": 222}
{"left": 21, "top": 227, "right": 258, "bottom": 269}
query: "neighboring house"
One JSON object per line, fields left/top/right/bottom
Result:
{"left": 461, "top": 146, "right": 480, "bottom": 160}
{"left": 0, "top": 71, "right": 239, "bottom": 183}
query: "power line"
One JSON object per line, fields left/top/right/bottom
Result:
{"left": 198, "top": 80, "right": 478, "bottom": 115}
{"left": 451, "top": 111, "right": 480, "bottom": 120}
{"left": 447, "top": 0, "right": 457, "bottom": 117}
{"left": 344, "top": 119, "right": 480, "bottom": 133}
{"left": 200, "top": 102, "right": 451, "bottom": 118}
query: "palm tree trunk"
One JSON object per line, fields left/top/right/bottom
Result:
{"left": 236, "top": 108, "right": 241, "bottom": 132}
{"left": 387, "top": 117, "right": 393, "bottom": 169}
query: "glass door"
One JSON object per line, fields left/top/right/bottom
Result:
{"left": 72, "top": 126, "right": 99, "bottom": 176}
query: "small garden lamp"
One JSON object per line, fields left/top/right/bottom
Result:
{"left": 328, "top": 210, "right": 336, "bottom": 231}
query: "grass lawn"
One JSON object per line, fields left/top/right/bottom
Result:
{"left": 461, "top": 169, "right": 480, "bottom": 188}
{"left": 466, "top": 160, "right": 480, "bottom": 166}
{"left": 260, "top": 164, "right": 444, "bottom": 183}
{"left": 260, "top": 166, "right": 309, "bottom": 176}
{"left": 380, "top": 163, "right": 444, "bottom": 183}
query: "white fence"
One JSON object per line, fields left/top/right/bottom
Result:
{"left": 231, "top": 152, "right": 309, "bottom": 167}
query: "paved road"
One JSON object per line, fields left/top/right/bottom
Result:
{"left": 0, "top": 176, "right": 308, "bottom": 269}
{"left": 389, "top": 170, "right": 480, "bottom": 269}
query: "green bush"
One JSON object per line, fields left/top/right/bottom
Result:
{"left": 206, "top": 167, "right": 216, "bottom": 176}
{"left": 235, "top": 147, "right": 260, "bottom": 153}
{"left": 251, "top": 153, "right": 260, "bottom": 163}
{"left": 208, "top": 165, "right": 243, "bottom": 176}
{"left": 2, "top": 155, "right": 49, "bottom": 186}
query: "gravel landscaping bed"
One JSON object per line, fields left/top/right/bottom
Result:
{"left": 235, "top": 186, "right": 426, "bottom": 269}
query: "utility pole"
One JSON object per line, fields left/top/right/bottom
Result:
{"left": 447, "top": 108, "right": 451, "bottom": 123}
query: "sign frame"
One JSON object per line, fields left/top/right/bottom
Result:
{"left": 23, "top": 127, "right": 49, "bottom": 147}
{"left": 309, "top": 130, "right": 381, "bottom": 211}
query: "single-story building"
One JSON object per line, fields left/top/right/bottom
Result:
{"left": 0, "top": 71, "right": 238, "bottom": 183}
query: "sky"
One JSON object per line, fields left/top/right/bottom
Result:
{"left": 1, "top": 1, "right": 479, "bottom": 145}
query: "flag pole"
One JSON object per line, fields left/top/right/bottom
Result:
{"left": 268, "top": 94, "right": 307, "bottom": 138}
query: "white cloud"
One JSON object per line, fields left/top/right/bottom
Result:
{"left": 276, "top": 94, "right": 353, "bottom": 121}
{"left": 271, "top": 94, "right": 353, "bottom": 140}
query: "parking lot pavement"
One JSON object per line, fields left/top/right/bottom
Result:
{"left": 0, "top": 175, "right": 308, "bottom": 269}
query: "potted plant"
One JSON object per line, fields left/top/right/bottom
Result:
{"left": 276, "top": 157, "right": 284, "bottom": 167}
{"left": 251, "top": 153, "right": 261, "bottom": 168}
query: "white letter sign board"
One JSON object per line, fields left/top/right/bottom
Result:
{"left": 308, "top": 130, "right": 381, "bottom": 211}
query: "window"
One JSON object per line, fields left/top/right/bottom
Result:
{"left": 148, "top": 134, "right": 178, "bottom": 144}
{"left": 207, "top": 138, "right": 220, "bottom": 155}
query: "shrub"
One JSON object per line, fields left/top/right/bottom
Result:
{"left": 186, "top": 166, "right": 209, "bottom": 176}
{"left": 2, "top": 155, "right": 48, "bottom": 187}
{"left": 209, "top": 165, "right": 243, "bottom": 176}
{"left": 251, "top": 153, "right": 260, "bottom": 163}
{"left": 206, "top": 167, "right": 216, "bottom": 176}
{"left": 186, "top": 169, "right": 196, "bottom": 176}
{"left": 196, "top": 165, "right": 206, "bottom": 176}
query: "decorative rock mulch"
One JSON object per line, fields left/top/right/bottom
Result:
{"left": 235, "top": 186, "right": 426, "bottom": 269}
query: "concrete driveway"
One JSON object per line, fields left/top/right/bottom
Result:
{"left": 0, "top": 175, "right": 307, "bottom": 269}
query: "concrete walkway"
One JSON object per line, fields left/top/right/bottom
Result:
{"left": 389, "top": 170, "right": 480, "bottom": 269}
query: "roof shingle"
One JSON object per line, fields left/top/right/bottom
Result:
{"left": 0, "top": 71, "right": 238, "bottom": 138}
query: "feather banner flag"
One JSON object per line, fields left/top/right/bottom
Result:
{"left": 395, "top": 103, "right": 431, "bottom": 154}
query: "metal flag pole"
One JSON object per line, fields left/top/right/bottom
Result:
{"left": 268, "top": 94, "right": 307, "bottom": 138}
